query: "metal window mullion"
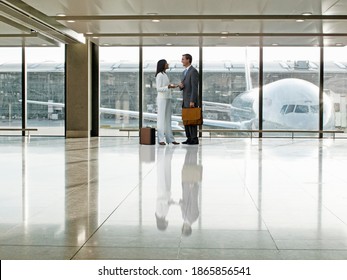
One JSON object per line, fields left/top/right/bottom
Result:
{"left": 91, "top": 42, "right": 99, "bottom": 137}
{"left": 139, "top": 46, "right": 143, "bottom": 129}
{"left": 319, "top": 44, "right": 324, "bottom": 138}
{"left": 21, "top": 46, "right": 27, "bottom": 135}
{"left": 199, "top": 39, "right": 203, "bottom": 137}
{"left": 258, "top": 42, "right": 264, "bottom": 138}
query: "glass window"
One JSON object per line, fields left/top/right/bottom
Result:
{"left": 202, "top": 47, "right": 259, "bottom": 134}
{"left": 310, "top": 105, "right": 319, "bottom": 113}
{"left": 0, "top": 48, "right": 22, "bottom": 134}
{"left": 324, "top": 47, "right": 347, "bottom": 137}
{"left": 263, "top": 47, "right": 320, "bottom": 131}
{"left": 26, "top": 47, "right": 65, "bottom": 136}
{"left": 280, "top": 105, "right": 287, "bottom": 115}
{"left": 295, "top": 105, "right": 309, "bottom": 113}
{"left": 143, "top": 47, "right": 198, "bottom": 132}
{"left": 99, "top": 47, "right": 139, "bottom": 136}
{"left": 286, "top": 105, "right": 295, "bottom": 114}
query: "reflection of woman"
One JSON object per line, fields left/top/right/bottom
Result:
{"left": 155, "top": 59, "right": 180, "bottom": 145}
{"left": 155, "top": 146, "right": 175, "bottom": 231}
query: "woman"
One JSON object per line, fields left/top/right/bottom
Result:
{"left": 155, "top": 59, "right": 180, "bottom": 145}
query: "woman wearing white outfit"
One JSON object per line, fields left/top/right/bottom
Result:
{"left": 155, "top": 59, "right": 180, "bottom": 145}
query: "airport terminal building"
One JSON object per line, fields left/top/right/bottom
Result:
{"left": 1, "top": 0, "right": 347, "bottom": 260}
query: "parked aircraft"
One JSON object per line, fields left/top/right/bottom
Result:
{"left": 25, "top": 78, "right": 335, "bottom": 130}
{"left": 228, "top": 78, "right": 335, "bottom": 129}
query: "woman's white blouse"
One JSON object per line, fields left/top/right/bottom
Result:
{"left": 156, "top": 72, "right": 171, "bottom": 99}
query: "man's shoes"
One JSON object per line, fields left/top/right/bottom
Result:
{"left": 171, "top": 141, "right": 180, "bottom": 145}
{"left": 188, "top": 139, "right": 199, "bottom": 145}
{"left": 183, "top": 138, "right": 199, "bottom": 144}
{"left": 159, "top": 142, "right": 166, "bottom": 145}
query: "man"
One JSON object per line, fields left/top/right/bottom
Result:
{"left": 180, "top": 146, "right": 202, "bottom": 236}
{"left": 178, "top": 54, "right": 199, "bottom": 145}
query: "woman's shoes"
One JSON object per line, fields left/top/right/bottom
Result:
{"left": 159, "top": 141, "right": 179, "bottom": 145}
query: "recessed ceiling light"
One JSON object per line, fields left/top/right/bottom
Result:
{"left": 302, "top": 12, "right": 312, "bottom": 16}
{"left": 67, "top": 20, "right": 75, "bottom": 23}
{"left": 56, "top": 13, "right": 66, "bottom": 17}
{"left": 85, "top": 32, "right": 93, "bottom": 35}
{"left": 220, "top": 36, "right": 227, "bottom": 39}
{"left": 296, "top": 19, "right": 305, "bottom": 22}
{"left": 166, "top": 43, "right": 173, "bottom": 46}
{"left": 221, "top": 31, "right": 229, "bottom": 35}
{"left": 272, "top": 43, "right": 279, "bottom": 46}
{"left": 152, "top": 19, "right": 160, "bottom": 23}
{"left": 335, "top": 43, "right": 344, "bottom": 46}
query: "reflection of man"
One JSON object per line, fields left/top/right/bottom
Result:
{"left": 180, "top": 146, "right": 202, "bottom": 236}
{"left": 178, "top": 53, "right": 199, "bottom": 145}
{"left": 155, "top": 146, "right": 175, "bottom": 231}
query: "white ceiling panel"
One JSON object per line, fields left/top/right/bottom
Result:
{"left": 261, "top": 20, "right": 322, "bottom": 33}
{"left": 20, "top": 0, "right": 336, "bottom": 16}
{"left": 1, "top": 0, "right": 347, "bottom": 47}
{"left": 62, "top": 20, "right": 203, "bottom": 34}
{"left": 0, "top": 20, "right": 28, "bottom": 34}
{"left": 202, "top": 36, "right": 261, "bottom": 47}
{"left": 0, "top": 34, "right": 58, "bottom": 46}
{"left": 322, "top": 0, "right": 347, "bottom": 14}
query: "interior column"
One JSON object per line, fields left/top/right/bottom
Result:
{"left": 65, "top": 42, "right": 91, "bottom": 138}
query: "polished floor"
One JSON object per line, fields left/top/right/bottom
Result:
{"left": 1, "top": 136, "right": 347, "bottom": 260}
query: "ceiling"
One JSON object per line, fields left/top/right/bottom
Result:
{"left": 2, "top": 0, "right": 347, "bottom": 47}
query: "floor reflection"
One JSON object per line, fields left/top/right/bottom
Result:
{"left": 180, "top": 146, "right": 202, "bottom": 236}
{"left": 155, "top": 146, "right": 203, "bottom": 237}
{"left": 155, "top": 146, "right": 174, "bottom": 231}
{"left": 1, "top": 137, "right": 347, "bottom": 260}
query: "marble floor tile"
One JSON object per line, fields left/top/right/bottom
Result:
{"left": 1, "top": 137, "right": 347, "bottom": 260}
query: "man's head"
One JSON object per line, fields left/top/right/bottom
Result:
{"left": 181, "top": 54, "right": 192, "bottom": 67}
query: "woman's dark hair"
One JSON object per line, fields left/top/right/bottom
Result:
{"left": 155, "top": 59, "right": 167, "bottom": 77}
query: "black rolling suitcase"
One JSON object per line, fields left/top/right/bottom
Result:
{"left": 140, "top": 127, "right": 155, "bottom": 145}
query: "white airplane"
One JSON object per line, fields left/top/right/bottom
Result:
{"left": 230, "top": 78, "right": 335, "bottom": 130}
{"left": 24, "top": 78, "right": 335, "bottom": 130}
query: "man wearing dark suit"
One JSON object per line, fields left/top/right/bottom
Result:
{"left": 178, "top": 54, "right": 199, "bottom": 145}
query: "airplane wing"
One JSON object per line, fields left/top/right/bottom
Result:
{"left": 23, "top": 100, "right": 65, "bottom": 108}
{"left": 101, "top": 107, "right": 242, "bottom": 128}
{"left": 25, "top": 100, "right": 242, "bottom": 129}
{"left": 177, "top": 98, "right": 249, "bottom": 113}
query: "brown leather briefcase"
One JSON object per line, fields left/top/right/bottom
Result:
{"left": 182, "top": 107, "right": 203, "bottom": 125}
{"left": 140, "top": 127, "right": 155, "bottom": 145}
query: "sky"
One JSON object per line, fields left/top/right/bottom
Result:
{"left": 1, "top": 46, "right": 347, "bottom": 64}
{"left": 99, "top": 46, "right": 347, "bottom": 63}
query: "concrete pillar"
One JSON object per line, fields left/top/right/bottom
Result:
{"left": 65, "top": 42, "right": 91, "bottom": 138}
